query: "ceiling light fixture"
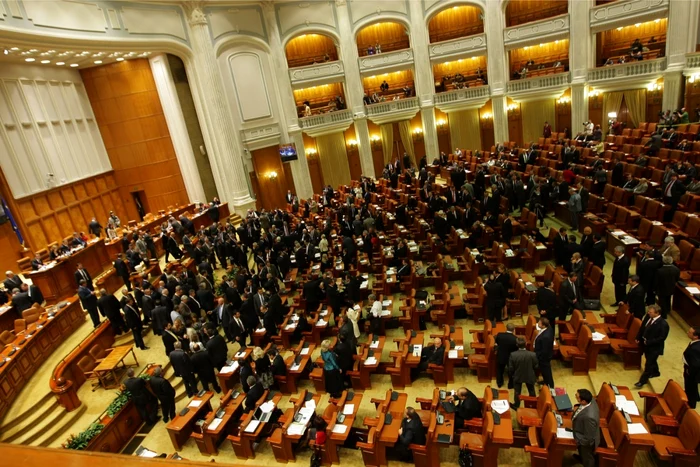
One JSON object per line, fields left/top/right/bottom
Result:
{"left": 10, "top": 47, "right": 19, "bottom": 51}
{"left": 56, "top": 62, "right": 65, "bottom": 66}
{"left": 70, "top": 63, "right": 79, "bottom": 67}
{"left": 41, "top": 60, "right": 50, "bottom": 64}
{"left": 3, "top": 50, "right": 8, "bottom": 55}
{"left": 25, "top": 58, "right": 35, "bottom": 62}
{"left": 116, "top": 57, "right": 124, "bottom": 61}
{"left": 94, "top": 60, "right": 102, "bottom": 64}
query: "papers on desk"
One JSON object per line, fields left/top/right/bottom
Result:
{"left": 652, "top": 221, "right": 663, "bottom": 226}
{"left": 255, "top": 328, "right": 265, "bottom": 334}
{"left": 592, "top": 332, "right": 607, "bottom": 341}
{"left": 686, "top": 287, "right": 700, "bottom": 295}
{"left": 137, "top": 447, "right": 159, "bottom": 458}
{"left": 343, "top": 404, "right": 354, "bottom": 415}
{"left": 536, "top": 244, "right": 548, "bottom": 250}
{"left": 614, "top": 397, "right": 640, "bottom": 416}
{"left": 412, "top": 345, "right": 423, "bottom": 357}
{"left": 219, "top": 361, "right": 239, "bottom": 374}
{"left": 208, "top": 418, "right": 223, "bottom": 431}
{"left": 188, "top": 400, "right": 202, "bottom": 408}
{"left": 365, "top": 357, "right": 377, "bottom": 366}
{"left": 491, "top": 400, "right": 510, "bottom": 415}
{"left": 317, "top": 319, "right": 327, "bottom": 326}
{"left": 370, "top": 340, "right": 380, "bottom": 349}
{"left": 454, "top": 345, "right": 464, "bottom": 351}
{"left": 382, "top": 300, "right": 392, "bottom": 306}
{"left": 245, "top": 420, "right": 261, "bottom": 433}
{"left": 381, "top": 309, "right": 392, "bottom": 316}
{"left": 320, "top": 309, "right": 328, "bottom": 317}
{"left": 558, "top": 201, "right": 568, "bottom": 205}
{"left": 305, "top": 399, "right": 316, "bottom": 410}
{"left": 628, "top": 423, "right": 648, "bottom": 435}
{"left": 300, "top": 347, "right": 310, "bottom": 355}
{"left": 448, "top": 350, "right": 459, "bottom": 359}
{"left": 360, "top": 281, "right": 369, "bottom": 289}
{"left": 259, "top": 401, "right": 275, "bottom": 413}
{"left": 332, "top": 424, "right": 348, "bottom": 434}
{"left": 285, "top": 323, "right": 297, "bottom": 330}
{"left": 235, "top": 351, "right": 246, "bottom": 358}
{"left": 556, "top": 428, "right": 575, "bottom": 439}
{"left": 386, "top": 269, "right": 396, "bottom": 276}
{"left": 290, "top": 363, "right": 301, "bottom": 371}
{"left": 287, "top": 423, "right": 307, "bottom": 436}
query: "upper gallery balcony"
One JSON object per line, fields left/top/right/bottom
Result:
{"left": 433, "top": 56, "right": 489, "bottom": 108}
{"left": 427, "top": 5, "right": 486, "bottom": 62}
{"left": 587, "top": 56, "right": 666, "bottom": 82}
{"left": 295, "top": 82, "right": 351, "bottom": 133}
{"left": 285, "top": 32, "right": 345, "bottom": 87}
{"left": 593, "top": 18, "right": 667, "bottom": 68}
{"left": 506, "top": 0, "right": 568, "bottom": 27}
{"left": 356, "top": 21, "right": 413, "bottom": 74}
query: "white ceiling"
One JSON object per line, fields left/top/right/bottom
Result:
{"left": 0, "top": 46, "right": 152, "bottom": 68}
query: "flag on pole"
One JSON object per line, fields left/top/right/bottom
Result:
{"left": 1, "top": 198, "right": 24, "bottom": 246}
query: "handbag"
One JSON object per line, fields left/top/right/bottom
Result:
{"left": 458, "top": 447, "right": 474, "bottom": 467}
{"left": 583, "top": 299, "right": 600, "bottom": 310}
{"left": 310, "top": 447, "right": 322, "bottom": 467}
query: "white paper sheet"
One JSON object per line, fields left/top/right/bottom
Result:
{"left": 448, "top": 350, "right": 459, "bottom": 359}
{"left": 627, "top": 423, "right": 648, "bottom": 435}
{"left": 491, "top": 400, "right": 510, "bottom": 414}
{"left": 620, "top": 400, "right": 640, "bottom": 416}
{"left": 381, "top": 309, "right": 392, "bottom": 316}
{"left": 592, "top": 332, "right": 607, "bottom": 341}
{"left": 208, "top": 418, "right": 223, "bottom": 431}
{"left": 370, "top": 341, "right": 380, "bottom": 349}
{"left": 245, "top": 420, "right": 261, "bottom": 433}
{"left": 343, "top": 404, "right": 354, "bottom": 415}
{"left": 305, "top": 399, "right": 316, "bottom": 410}
{"left": 686, "top": 287, "right": 700, "bottom": 294}
{"left": 188, "top": 400, "right": 202, "bottom": 408}
{"left": 365, "top": 357, "right": 377, "bottom": 365}
{"left": 235, "top": 351, "right": 246, "bottom": 358}
{"left": 300, "top": 348, "right": 310, "bottom": 355}
{"left": 382, "top": 300, "right": 392, "bottom": 306}
{"left": 556, "top": 428, "right": 575, "bottom": 439}
{"left": 138, "top": 448, "right": 158, "bottom": 458}
{"left": 259, "top": 401, "right": 275, "bottom": 413}
{"left": 287, "top": 423, "right": 306, "bottom": 436}
{"left": 332, "top": 424, "right": 348, "bottom": 434}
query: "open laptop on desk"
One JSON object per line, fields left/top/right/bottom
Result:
{"left": 254, "top": 407, "right": 273, "bottom": 422}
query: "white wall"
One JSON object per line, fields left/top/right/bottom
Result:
{"left": 0, "top": 64, "right": 111, "bottom": 198}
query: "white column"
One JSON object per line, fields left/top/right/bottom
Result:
{"left": 570, "top": 83, "right": 588, "bottom": 135}
{"left": 149, "top": 54, "right": 207, "bottom": 204}
{"left": 492, "top": 95, "right": 509, "bottom": 143}
{"left": 261, "top": 2, "right": 313, "bottom": 199}
{"left": 569, "top": 0, "right": 593, "bottom": 83}
{"left": 666, "top": 0, "right": 694, "bottom": 71}
{"left": 336, "top": 0, "right": 374, "bottom": 177}
{"left": 406, "top": 0, "right": 439, "bottom": 158}
{"left": 183, "top": 3, "right": 255, "bottom": 214}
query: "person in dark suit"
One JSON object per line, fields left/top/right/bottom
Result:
{"left": 508, "top": 337, "right": 539, "bottom": 408}
{"left": 190, "top": 343, "right": 221, "bottom": 393}
{"left": 634, "top": 305, "right": 670, "bottom": 387}
{"left": 207, "top": 202, "right": 220, "bottom": 223}
{"left": 162, "top": 321, "right": 179, "bottom": 356}
{"left": 150, "top": 300, "right": 168, "bottom": 336}
{"left": 30, "top": 253, "right": 44, "bottom": 271}
{"left": 123, "top": 368, "right": 158, "bottom": 424}
{"left": 501, "top": 215, "right": 513, "bottom": 247}
{"left": 611, "top": 246, "right": 630, "bottom": 306}
{"left": 662, "top": 173, "right": 686, "bottom": 221}
{"left": 3, "top": 271, "right": 23, "bottom": 292}
{"left": 244, "top": 376, "right": 264, "bottom": 413}
{"left": 169, "top": 341, "right": 198, "bottom": 397}
{"left": 589, "top": 235, "right": 606, "bottom": 269}
{"left": 165, "top": 232, "right": 183, "bottom": 262}
{"left": 579, "top": 227, "right": 594, "bottom": 260}
{"left": 204, "top": 327, "right": 228, "bottom": 371}
{"left": 572, "top": 389, "right": 600, "bottom": 467}
{"left": 196, "top": 283, "right": 216, "bottom": 316}
{"left": 141, "top": 288, "right": 155, "bottom": 325}
{"left": 637, "top": 250, "right": 662, "bottom": 305}
{"left": 25, "top": 282, "right": 44, "bottom": 306}
{"left": 114, "top": 253, "right": 131, "bottom": 291}
{"left": 553, "top": 228, "right": 568, "bottom": 266}
{"left": 484, "top": 274, "right": 506, "bottom": 324}
{"left": 535, "top": 317, "right": 555, "bottom": 388}
{"left": 655, "top": 255, "right": 680, "bottom": 318}
{"left": 684, "top": 327, "right": 700, "bottom": 408}
{"left": 11, "top": 287, "right": 32, "bottom": 314}
{"left": 74, "top": 263, "right": 93, "bottom": 290}
{"left": 558, "top": 273, "right": 582, "bottom": 334}
{"left": 123, "top": 296, "right": 147, "bottom": 350}
{"left": 536, "top": 280, "right": 557, "bottom": 318}
{"left": 149, "top": 366, "right": 176, "bottom": 422}
{"left": 229, "top": 310, "right": 248, "bottom": 348}
{"left": 97, "top": 289, "right": 127, "bottom": 335}
{"left": 495, "top": 323, "right": 518, "bottom": 388}
{"left": 395, "top": 407, "right": 426, "bottom": 462}
{"left": 626, "top": 275, "right": 646, "bottom": 319}
{"left": 268, "top": 348, "right": 287, "bottom": 377}
{"left": 78, "top": 280, "right": 100, "bottom": 328}
{"left": 414, "top": 338, "right": 445, "bottom": 379}
{"left": 448, "top": 387, "right": 481, "bottom": 429}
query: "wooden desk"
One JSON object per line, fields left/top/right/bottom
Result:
{"left": 588, "top": 334, "right": 611, "bottom": 371}
{"left": 606, "top": 231, "right": 641, "bottom": 263}
{"left": 166, "top": 392, "right": 214, "bottom": 451}
{"left": 269, "top": 391, "right": 322, "bottom": 462}
{"left": 93, "top": 345, "right": 138, "bottom": 389}
{"left": 191, "top": 391, "right": 245, "bottom": 456}
{"left": 323, "top": 393, "right": 364, "bottom": 465}
{"left": 579, "top": 213, "right": 611, "bottom": 236}
{"left": 352, "top": 335, "right": 385, "bottom": 389}
{"left": 217, "top": 348, "right": 252, "bottom": 394}
{"left": 0, "top": 304, "right": 20, "bottom": 332}
{"left": 29, "top": 239, "right": 110, "bottom": 303}
{"left": 0, "top": 299, "right": 85, "bottom": 421}
{"left": 229, "top": 392, "right": 283, "bottom": 459}
{"left": 673, "top": 282, "right": 700, "bottom": 327}
{"left": 284, "top": 343, "right": 316, "bottom": 394}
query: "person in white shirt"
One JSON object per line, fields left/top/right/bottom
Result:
{"left": 368, "top": 294, "right": 383, "bottom": 335}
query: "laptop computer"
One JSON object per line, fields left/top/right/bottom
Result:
{"left": 254, "top": 407, "right": 272, "bottom": 423}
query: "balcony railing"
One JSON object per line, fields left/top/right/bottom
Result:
{"left": 507, "top": 72, "right": 570, "bottom": 93}
{"left": 434, "top": 85, "right": 490, "bottom": 105}
{"left": 289, "top": 61, "right": 345, "bottom": 86}
{"left": 358, "top": 48, "right": 414, "bottom": 73}
{"left": 428, "top": 33, "right": 487, "bottom": 61}
{"left": 503, "top": 14, "right": 569, "bottom": 48}
{"left": 299, "top": 109, "right": 353, "bottom": 129}
{"left": 587, "top": 57, "right": 666, "bottom": 81}
{"left": 687, "top": 53, "right": 700, "bottom": 69}
{"left": 365, "top": 97, "right": 419, "bottom": 117}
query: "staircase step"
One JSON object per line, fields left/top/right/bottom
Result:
{"left": 0, "top": 391, "right": 54, "bottom": 435}
{"left": 14, "top": 403, "right": 68, "bottom": 445}
{"left": 36, "top": 404, "right": 88, "bottom": 448}
{"left": 0, "top": 396, "right": 60, "bottom": 443}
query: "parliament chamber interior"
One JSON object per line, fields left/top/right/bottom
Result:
{"left": 1, "top": 1, "right": 700, "bottom": 467}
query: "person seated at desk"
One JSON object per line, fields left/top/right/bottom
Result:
{"left": 244, "top": 375, "right": 264, "bottom": 413}
{"left": 56, "top": 240, "right": 71, "bottom": 257}
{"left": 31, "top": 252, "right": 44, "bottom": 271}
{"left": 445, "top": 387, "right": 481, "bottom": 430}
{"left": 413, "top": 337, "right": 445, "bottom": 379}
{"left": 268, "top": 348, "right": 287, "bottom": 378}
{"left": 395, "top": 407, "right": 426, "bottom": 462}
{"left": 396, "top": 258, "right": 411, "bottom": 279}
{"left": 48, "top": 245, "right": 60, "bottom": 261}
{"left": 71, "top": 232, "right": 87, "bottom": 248}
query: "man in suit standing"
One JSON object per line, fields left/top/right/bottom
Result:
{"left": 484, "top": 274, "right": 506, "bottom": 324}
{"left": 169, "top": 341, "right": 198, "bottom": 397}
{"left": 11, "top": 287, "right": 32, "bottom": 314}
{"left": 509, "top": 337, "right": 539, "bottom": 408}
{"left": 123, "top": 296, "right": 147, "bottom": 350}
{"left": 553, "top": 228, "right": 569, "bottom": 266}
{"left": 395, "top": 408, "right": 426, "bottom": 462}
{"left": 558, "top": 272, "right": 581, "bottom": 335}
{"left": 637, "top": 250, "right": 662, "bottom": 305}
{"left": 204, "top": 326, "right": 228, "bottom": 371}
{"left": 244, "top": 375, "right": 264, "bottom": 412}
{"left": 625, "top": 275, "right": 646, "bottom": 319}
{"left": 149, "top": 366, "right": 176, "bottom": 423}
{"left": 3, "top": 271, "right": 23, "bottom": 292}
{"left": 114, "top": 253, "right": 131, "bottom": 291}
{"left": 662, "top": 173, "right": 686, "bottom": 221}
{"left": 572, "top": 389, "right": 600, "bottom": 467}
{"left": 141, "top": 287, "right": 154, "bottom": 325}
{"left": 495, "top": 323, "right": 518, "bottom": 388}
{"left": 568, "top": 188, "right": 582, "bottom": 231}
{"left": 88, "top": 218, "right": 102, "bottom": 237}
{"left": 78, "top": 279, "right": 100, "bottom": 328}
{"left": 684, "top": 327, "right": 700, "bottom": 408}
{"left": 536, "top": 280, "right": 557, "bottom": 318}
{"left": 24, "top": 282, "right": 44, "bottom": 306}
{"left": 162, "top": 321, "right": 178, "bottom": 356}
{"left": 229, "top": 309, "right": 248, "bottom": 348}
{"left": 589, "top": 235, "right": 606, "bottom": 269}
{"left": 656, "top": 255, "right": 680, "bottom": 318}
{"left": 74, "top": 263, "right": 93, "bottom": 291}
{"left": 611, "top": 246, "right": 630, "bottom": 306}
{"left": 123, "top": 368, "right": 158, "bottom": 425}
{"left": 535, "top": 317, "right": 555, "bottom": 389}
{"left": 97, "top": 289, "right": 127, "bottom": 335}
{"left": 634, "top": 305, "right": 670, "bottom": 388}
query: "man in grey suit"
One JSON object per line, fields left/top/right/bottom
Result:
{"left": 568, "top": 188, "right": 582, "bottom": 230}
{"left": 572, "top": 389, "right": 600, "bottom": 467}
{"left": 508, "top": 337, "right": 538, "bottom": 408}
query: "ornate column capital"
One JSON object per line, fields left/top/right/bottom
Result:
{"left": 183, "top": 1, "right": 207, "bottom": 26}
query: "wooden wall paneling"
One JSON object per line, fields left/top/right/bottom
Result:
{"left": 433, "top": 56, "right": 487, "bottom": 80}
{"left": 344, "top": 125, "right": 362, "bottom": 181}
{"left": 356, "top": 22, "right": 409, "bottom": 55}
{"left": 303, "top": 133, "right": 324, "bottom": 195}
{"left": 588, "top": 93, "right": 604, "bottom": 129}
{"left": 251, "top": 145, "right": 293, "bottom": 211}
{"left": 428, "top": 5, "right": 484, "bottom": 43}
{"left": 506, "top": 0, "right": 568, "bottom": 27}
{"left": 293, "top": 83, "right": 344, "bottom": 106}
{"left": 409, "top": 113, "right": 427, "bottom": 163}
{"left": 282, "top": 162, "right": 295, "bottom": 196}
{"left": 434, "top": 108, "right": 451, "bottom": 155}
{"left": 555, "top": 89, "right": 572, "bottom": 134}
{"left": 367, "top": 120, "right": 386, "bottom": 177}
{"left": 286, "top": 34, "right": 338, "bottom": 67}
{"left": 684, "top": 78, "right": 700, "bottom": 119}
{"left": 507, "top": 98, "right": 523, "bottom": 146}
{"left": 363, "top": 70, "right": 414, "bottom": 93}
{"left": 509, "top": 40, "right": 569, "bottom": 73}
{"left": 479, "top": 100, "right": 495, "bottom": 151}
{"left": 647, "top": 87, "right": 663, "bottom": 123}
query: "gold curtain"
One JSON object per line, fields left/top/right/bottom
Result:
{"left": 316, "top": 132, "right": 352, "bottom": 189}
{"left": 602, "top": 91, "right": 624, "bottom": 135}
{"left": 623, "top": 89, "right": 647, "bottom": 129}
{"left": 520, "top": 98, "right": 556, "bottom": 144}
{"left": 398, "top": 120, "right": 417, "bottom": 168}
{"left": 380, "top": 123, "right": 394, "bottom": 165}
{"left": 448, "top": 109, "right": 482, "bottom": 153}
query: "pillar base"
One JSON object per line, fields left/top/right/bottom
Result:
{"left": 230, "top": 197, "right": 257, "bottom": 216}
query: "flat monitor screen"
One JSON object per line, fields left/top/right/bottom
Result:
{"left": 279, "top": 143, "right": 298, "bottom": 162}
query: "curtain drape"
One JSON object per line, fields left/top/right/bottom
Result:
{"left": 623, "top": 89, "right": 647, "bottom": 129}
{"left": 398, "top": 120, "right": 417, "bottom": 168}
{"left": 448, "top": 109, "right": 481, "bottom": 153}
{"left": 316, "top": 132, "right": 352, "bottom": 189}
{"left": 520, "top": 99, "right": 556, "bottom": 144}
{"left": 602, "top": 91, "right": 624, "bottom": 135}
{"left": 380, "top": 123, "right": 394, "bottom": 165}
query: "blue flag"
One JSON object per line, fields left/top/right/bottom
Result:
{"left": 2, "top": 198, "right": 24, "bottom": 246}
